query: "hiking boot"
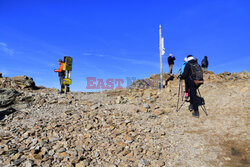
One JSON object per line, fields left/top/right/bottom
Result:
{"left": 192, "top": 111, "right": 200, "bottom": 118}
{"left": 189, "top": 104, "right": 193, "bottom": 111}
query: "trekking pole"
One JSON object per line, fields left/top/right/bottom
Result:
{"left": 180, "top": 80, "right": 184, "bottom": 101}
{"left": 201, "top": 105, "right": 208, "bottom": 116}
{"left": 176, "top": 79, "right": 181, "bottom": 112}
{"left": 197, "top": 89, "right": 208, "bottom": 116}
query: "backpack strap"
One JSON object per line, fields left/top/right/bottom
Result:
{"left": 190, "top": 62, "right": 195, "bottom": 79}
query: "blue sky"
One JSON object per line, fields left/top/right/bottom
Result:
{"left": 0, "top": 0, "right": 249, "bottom": 91}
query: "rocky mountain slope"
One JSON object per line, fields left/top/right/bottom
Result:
{"left": 0, "top": 71, "right": 249, "bottom": 167}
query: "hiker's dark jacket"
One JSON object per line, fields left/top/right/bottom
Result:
{"left": 201, "top": 57, "right": 208, "bottom": 68}
{"left": 181, "top": 59, "right": 197, "bottom": 81}
{"left": 182, "top": 59, "right": 199, "bottom": 111}
{"left": 168, "top": 56, "right": 176, "bottom": 65}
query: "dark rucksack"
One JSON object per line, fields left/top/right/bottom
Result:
{"left": 201, "top": 59, "right": 207, "bottom": 67}
{"left": 190, "top": 62, "right": 204, "bottom": 87}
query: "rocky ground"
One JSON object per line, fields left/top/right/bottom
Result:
{"left": 0, "top": 71, "right": 249, "bottom": 167}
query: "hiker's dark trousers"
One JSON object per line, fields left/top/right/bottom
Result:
{"left": 189, "top": 81, "right": 198, "bottom": 111}
{"left": 185, "top": 79, "right": 189, "bottom": 93}
{"left": 60, "top": 75, "right": 64, "bottom": 86}
{"left": 59, "top": 72, "right": 65, "bottom": 92}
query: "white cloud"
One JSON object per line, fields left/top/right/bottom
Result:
{"left": 82, "top": 52, "right": 105, "bottom": 57}
{"left": 0, "top": 69, "right": 9, "bottom": 76}
{"left": 110, "top": 56, "right": 158, "bottom": 68}
{"left": 82, "top": 52, "right": 158, "bottom": 68}
{"left": 0, "top": 42, "right": 14, "bottom": 56}
{"left": 82, "top": 52, "right": 92, "bottom": 56}
{"left": 97, "top": 54, "right": 105, "bottom": 57}
{"left": 0, "top": 42, "right": 7, "bottom": 47}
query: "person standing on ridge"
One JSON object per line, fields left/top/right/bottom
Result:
{"left": 181, "top": 55, "right": 203, "bottom": 118}
{"left": 201, "top": 56, "right": 209, "bottom": 71}
{"left": 168, "top": 53, "right": 175, "bottom": 74}
{"left": 54, "top": 59, "right": 65, "bottom": 93}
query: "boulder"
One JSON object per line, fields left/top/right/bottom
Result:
{"left": 216, "top": 71, "right": 250, "bottom": 81}
{"left": 128, "top": 79, "right": 159, "bottom": 89}
{"left": 237, "top": 70, "right": 250, "bottom": 79}
{"left": 0, "top": 88, "right": 20, "bottom": 107}
{"left": 116, "top": 96, "right": 127, "bottom": 104}
{"left": 0, "top": 75, "right": 36, "bottom": 89}
{"left": 128, "top": 73, "right": 176, "bottom": 89}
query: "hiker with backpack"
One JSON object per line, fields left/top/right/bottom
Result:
{"left": 181, "top": 55, "right": 204, "bottom": 118}
{"left": 201, "top": 56, "right": 208, "bottom": 71}
{"left": 168, "top": 53, "right": 176, "bottom": 74}
{"left": 180, "top": 57, "right": 190, "bottom": 100}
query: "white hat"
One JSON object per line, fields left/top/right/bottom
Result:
{"left": 187, "top": 56, "right": 194, "bottom": 61}
{"left": 184, "top": 57, "right": 188, "bottom": 62}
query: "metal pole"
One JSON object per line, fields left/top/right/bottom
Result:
{"left": 159, "top": 25, "right": 163, "bottom": 89}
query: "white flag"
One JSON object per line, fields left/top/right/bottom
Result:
{"left": 161, "top": 37, "right": 165, "bottom": 55}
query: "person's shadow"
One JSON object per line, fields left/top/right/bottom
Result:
{"left": 163, "top": 75, "right": 174, "bottom": 88}
{"left": 0, "top": 108, "right": 16, "bottom": 120}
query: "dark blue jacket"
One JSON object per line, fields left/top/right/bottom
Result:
{"left": 168, "top": 56, "right": 176, "bottom": 65}
{"left": 201, "top": 57, "right": 208, "bottom": 68}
